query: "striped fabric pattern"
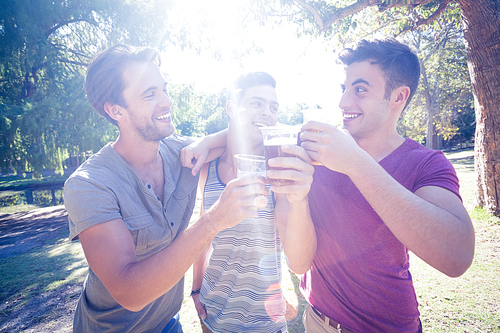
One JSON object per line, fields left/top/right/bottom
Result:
{"left": 200, "top": 159, "right": 287, "bottom": 333}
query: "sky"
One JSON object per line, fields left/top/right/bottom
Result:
{"left": 160, "top": 0, "right": 345, "bottom": 121}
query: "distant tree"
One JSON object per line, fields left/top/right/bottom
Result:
{"left": 398, "top": 22, "right": 472, "bottom": 149}
{"left": 198, "top": 89, "right": 228, "bottom": 135}
{"left": 278, "top": 103, "right": 314, "bottom": 126}
{"left": 169, "top": 83, "right": 204, "bottom": 136}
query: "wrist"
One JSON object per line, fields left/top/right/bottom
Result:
{"left": 190, "top": 289, "right": 201, "bottom": 297}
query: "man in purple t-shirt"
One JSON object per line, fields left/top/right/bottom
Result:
{"left": 299, "top": 38, "right": 475, "bottom": 332}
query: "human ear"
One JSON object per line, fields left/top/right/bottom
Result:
{"left": 104, "top": 102, "right": 125, "bottom": 122}
{"left": 393, "top": 86, "right": 411, "bottom": 108}
{"left": 226, "top": 100, "right": 236, "bottom": 119}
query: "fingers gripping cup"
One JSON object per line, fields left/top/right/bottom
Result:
{"left": 235, "top": 154, "right": 268, "bottom": 211}
{"left": 260, "top": 126, "right": 299, "bottom": 184}
{"left": 300, "top": 109, "right": 340, "bottom": 166}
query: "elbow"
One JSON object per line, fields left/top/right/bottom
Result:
{"left": 110, "top": 289, "right": 150, "bottom": 312}
{"left": 116, "top": 297, "right": 148, "bottom": 312}
{"left": 443, "top": 242, "right": 475, "bottom": 278}
{"left": 443, "top": 262, "right": 472, "bottom": 278}
{"left": 444, "top": 252, "right": 474, "bottom": 278}
{"left": 291, "top": 264, "right": 312, "bottom": 275}
{"left": 442, "top": 226, "right": 476, "bottom": 278}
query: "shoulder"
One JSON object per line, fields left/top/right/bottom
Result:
{"left": 394, "top": 138, "right": 450, "bottom": 166}
{"left": 64, "top": 144, "right": 128, "bottom": 189}
{"left": 394, "top": 139, "right": 460, "bottom": 195}
{"left": 160, "top": 134, "right": 196, "bottom": 154}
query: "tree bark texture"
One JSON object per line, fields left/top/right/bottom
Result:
{"left": 458, "top": 0, "right": 500, "bottom": 215}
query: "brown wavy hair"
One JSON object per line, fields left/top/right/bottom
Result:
{"left": 85, "top": 45, "right": 161, "bottom": 126}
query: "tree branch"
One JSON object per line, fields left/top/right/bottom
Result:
{"left": 293, "top": 0, "right": 325, "bottom": 31}
{"left": 58, "top": 59, "right": 89, "bottom": 67}
{"left": 292, "top": 0, "right": 447, "bottom": 33}
{"left": 45, "top": 18, "right": 92, "bottom": 38}
{"left": 323, "top": 0, "right": 380, "bottom": 31}
{"left": 377, "top": 0, "right": 434, "bottom": 11}
{"left": 398, "top": 0, "right": 451, "bottom": 34}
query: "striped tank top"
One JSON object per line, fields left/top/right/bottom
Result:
{"left": 200, "top": 158, "right": 286, "bottom": 333}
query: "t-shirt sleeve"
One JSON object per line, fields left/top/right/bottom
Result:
{"left": 412, "top": 151, "right": 461, "bottom": 200}
{"left": 64, "top": 175, "right": 122, "bottom": 241}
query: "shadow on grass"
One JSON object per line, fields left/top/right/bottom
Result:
{"left": 0, "top": 238, "right": 88, "bottom": 332}
{"left": 0, "top": 206, "right": 69, "bottom": 258}
{"left": 447, "top": 155, "right": 474, "bottom": 168}
{"left": 0, "top": 206, "right": 88, "bottom": 332}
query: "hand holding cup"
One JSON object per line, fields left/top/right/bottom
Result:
{"left": 235, "top": 154, "right": 268, "bottom": 210}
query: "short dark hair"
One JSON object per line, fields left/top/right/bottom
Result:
{"left": 229, "top": 72, "right": 276, "bottom": 105}
{"left": 338, "top": 38, "right": 420, "bottom": 110}
{"left": 85, "top": 45, "right": 161, "bottom": 126}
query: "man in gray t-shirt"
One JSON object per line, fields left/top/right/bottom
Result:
{"left": 64, "top": 45, "right": 268, "bottom": 332}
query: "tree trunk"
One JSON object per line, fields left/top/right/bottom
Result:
{"left": 421, "top": 62, "right": 437, "bottom": 149}
{"left": 458, "top": 0, "right": 500, "bottom": 215}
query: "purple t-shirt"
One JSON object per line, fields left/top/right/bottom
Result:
{"left": 301, "top": 139, "right": 460, "bottom": 332}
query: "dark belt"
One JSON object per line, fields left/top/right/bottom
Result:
{"left": 311, "top": 306, "right": 355, "bottom": 333}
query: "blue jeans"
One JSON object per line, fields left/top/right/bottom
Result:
{"left": 161, "top": 313, "right": 183, "bottom": 333}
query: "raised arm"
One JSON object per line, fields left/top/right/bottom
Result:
{"left": 300, "top": 123, "right": 474, "bottom": 277}
{"left": 191, "top": 163, "right": 211, "bottom": 319}
{"left": 78, "top": 173, "right": 269, "bottom": 312}
{"left": 348, "top": 159, "right": 474, "bottom": 277}
{"left": 267, "top": 144, "right": 317, "bottom": 274}
{"left": 182, "top": 129, "right": 227, "bottom": 176}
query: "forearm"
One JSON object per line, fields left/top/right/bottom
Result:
{"left": 192, "top": 244, "right": 211, "bottom": 291}
{"left": 348, "top": 157, "right": 474, "bottom": 276}
{"left": 109, "top": 215, "right": 218, "bottom": 311}
{"left": 275, "top": 197, "right": 317, "bottom": 274}
{"left": 204, "top": 128, "right": 227, "bottom": 148}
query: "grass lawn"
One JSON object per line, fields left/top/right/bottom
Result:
{"left": 1, "top": 148, "right": 499, "bottom": 332}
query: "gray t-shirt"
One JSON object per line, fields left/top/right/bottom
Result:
{"left": 64, "top": 134, "right": 198, "bottom": 333}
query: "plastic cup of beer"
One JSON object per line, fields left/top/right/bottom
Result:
{"left": 260, "top": 125, "right": 299, "bottom": 184}
{"left": 235, "top": 154, "right": 267, "bottom": 211}
{"left": 300, "top": 109, "right": 340, "bottom": 166}
{"left": 235, "top": 154, "right": 267, "bottom": 179}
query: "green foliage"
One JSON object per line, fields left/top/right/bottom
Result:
{"left": 399, "top": 15, "right": 473, "bottom": 145}
{"left": 0, "top": 193, "right": 24, "bottom": 207}
{"left": 278, "top": 103, "right": 312, "bottom": 125}
{"left": 0, "top": 0, "right": 182, "bottom": 171}
{"left": 204, "top": 107, "right": 228, "bottom": 135}
{"left": 198, "top": 89, "right": 229, "bottom": 135}
{"left": 0, "top": 0, "right": 176, "bottom": 173}
{"left": 169, "top": 85, "right": 230, "bottom": 136}
{"left": 0, "top": 190, "right": 64, "bottom": 208}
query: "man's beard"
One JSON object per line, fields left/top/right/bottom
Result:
{"left": 134, "top": 122, "right": 174, "bottom": 142}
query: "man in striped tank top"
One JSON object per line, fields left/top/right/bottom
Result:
{"left": 188, "top": 72, "right": 317, "bottom": 333}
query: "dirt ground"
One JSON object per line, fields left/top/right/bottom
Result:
{"left": 0, "top": 206, "right": 81, "bottom": 333}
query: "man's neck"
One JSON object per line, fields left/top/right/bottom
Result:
{"left": 111, "top": 134, "right": 162, "bottom": 171}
